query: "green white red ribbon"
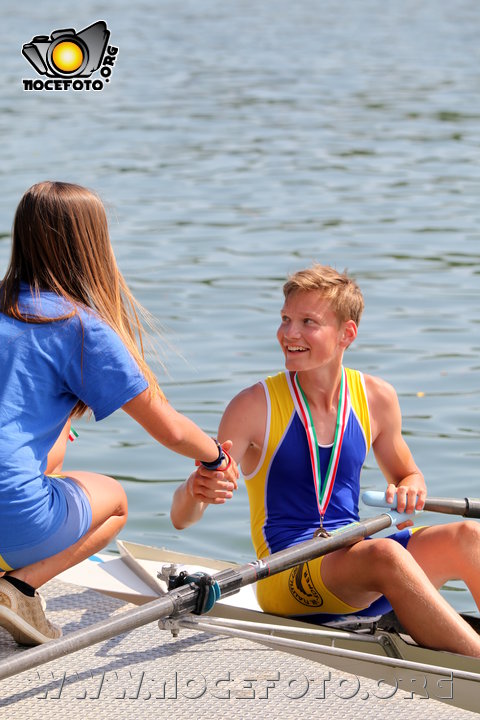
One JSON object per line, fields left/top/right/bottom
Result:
{"left": 68, "top": 427, "right": 79, "bottom": 442}
{"left": 292, "top": 367, "right": 348, "bottom": 519}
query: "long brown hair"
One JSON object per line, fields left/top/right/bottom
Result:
{"left": 1, "top": 181, "right": 162, "bottom": 416}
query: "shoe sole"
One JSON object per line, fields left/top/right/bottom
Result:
{"left": 0, "top": 605, "right": 61, "bottom": 646}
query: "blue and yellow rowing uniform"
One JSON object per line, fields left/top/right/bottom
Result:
{"left": 244, "top": 368, "right": 415, "bottom": 617}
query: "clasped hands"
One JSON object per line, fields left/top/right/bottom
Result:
{"left": 190, "top": 440, "right": 239, "bottom": 504}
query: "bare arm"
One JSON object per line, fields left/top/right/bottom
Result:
{"left": 122, "top": 387, "right": 235, "bottom": 469}
{"left": 366, "top": 374, "right": 426, "bottom": 515}
{"left": 170, "top": 382, "right": 266, "bottom": 529}
{"left": 170, "top": 440, "right": 236, "bottom": 529}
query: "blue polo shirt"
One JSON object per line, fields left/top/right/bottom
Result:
{"left": 0, "top": 285, "right": 148, "bottom": 554}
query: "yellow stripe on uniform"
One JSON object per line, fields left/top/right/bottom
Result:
{"left": 0, "top": 553, "right": 13, "bottom": 572}
{"left": 244, "top": 373, "right": 295, "bottom": 559}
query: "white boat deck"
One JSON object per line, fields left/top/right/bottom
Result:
{"left": 0, "top": 578, "right": 477, "bottom": 720}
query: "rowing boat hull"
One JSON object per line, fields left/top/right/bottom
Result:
{"left": 58, "top": 540, "right": 480, "bottom": 713}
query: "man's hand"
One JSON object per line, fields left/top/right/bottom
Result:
{"left": 385, "top": 476, "right": 427, "bottom": 529}
{"left": 189, "top": 440, "right": 239, "bottom": 504}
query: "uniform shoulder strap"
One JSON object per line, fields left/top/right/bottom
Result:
{"left": 344, "top": 367, "right": 372, "bottom": 452}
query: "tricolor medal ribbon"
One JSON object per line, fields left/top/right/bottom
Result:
{"left": 292, "top": 367, "right": 348, "bottom": 533}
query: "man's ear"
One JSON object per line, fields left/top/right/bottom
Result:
{"left": 341, "top": 320, "right": 357, "bottom": 348}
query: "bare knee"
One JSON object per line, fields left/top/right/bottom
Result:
{"left": 361, "top": 538, "right": 414, "bottom": 592}
{"left": 321, "top": 538, "right": 413, "bottom": 608}
{"left": 70, "top": 472, "right": 128, "bottom": 527}
{"left": 431, "top": 520, "right": 480, "bottom": 562}
{"left": 104, "top": 479, "right": 128, "bottom": 530}
{"left": 363, "top": 537, "right": 407, "bottom": 565}
{"left": 114, "top": 490, "right": 128, "bottom": 531}
{"left": 113, "top": 481, "right": 128, "bottom": 518}
{"left": 449, "top": 521, "right": 480, "bottom": 566}
{"left": 454, "top": 520, "right": 480, "bottom": 546}
{"left": 92, "top": 479, "right": 128, "bottom": 537}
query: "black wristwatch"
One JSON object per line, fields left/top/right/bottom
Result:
{"left": 201, "top": 440, "right": 227, "bottom": 470}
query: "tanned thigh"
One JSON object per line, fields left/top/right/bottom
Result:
{"left": 406, "top": 522, "right": 480, "bottom": 588}
{"left": 64, "top": 470, "right": 128, "bottom": 528}
{"left": 320, "top": 539, "right": 388, "bottom": 609}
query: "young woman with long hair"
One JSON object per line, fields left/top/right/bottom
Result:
{"left": 0, "top": 181, "right": 237, "bottom": 646}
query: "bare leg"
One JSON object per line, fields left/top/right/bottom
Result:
{"left": 320, "top": 537, "right": 480, "bottom": 657}
{"left": 8, "top": 470, "right": 128, "bottom": 589}
{"left": 406, "top": 521, "right": 480, "bottom": 605}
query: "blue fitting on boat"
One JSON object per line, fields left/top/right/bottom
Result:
{"left": 169, "top": 571, "right": 221, "bottom": 614}
{"left": 187, "top": 572, "right": 221, "bottom": 614}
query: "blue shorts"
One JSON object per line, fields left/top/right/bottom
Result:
{"left": 0, "top": 476, "right": 92, "bottom": 571}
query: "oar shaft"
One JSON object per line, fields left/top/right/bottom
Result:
{"left": 363, "top": 490, "right": 480, "bottom": 519}
{"left": 0, "top": 513, "right": 395, "bottom": 681}
{"left": 425, "top": 497, "right": 480, "bottom": 519}
{"left": 214, "top": 513, "right": 394, "bottom": 597}
{"left": 0, "top": 587, "right": 187, "bottom": 682}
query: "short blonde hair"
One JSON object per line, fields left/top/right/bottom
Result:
{"left": 283, "top": 264, "right": 364, "bottom": 325}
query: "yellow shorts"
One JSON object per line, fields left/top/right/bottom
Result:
{"left": 256, "top": 557, "right": 361, "bottom": 615}
{"left": 256, "top": 527, "right": 423, "bottom": 617}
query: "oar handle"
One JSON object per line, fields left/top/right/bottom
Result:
{"left": 362, "top": 491, "right": 417, "bottom": 512}
{"left": 362, "top": 491, "right": 480, "bottom": 519}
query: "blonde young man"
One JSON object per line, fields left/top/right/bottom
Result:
{"left": 171, "top": 265, "right": 480, "bottom": 657}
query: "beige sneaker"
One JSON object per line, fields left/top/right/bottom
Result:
{"left": 0, "top": 578, "right": 62, "bottom": 645}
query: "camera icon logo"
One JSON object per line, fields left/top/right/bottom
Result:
{"left": 22, "top": 21, "right": 110, "bottom": 78}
